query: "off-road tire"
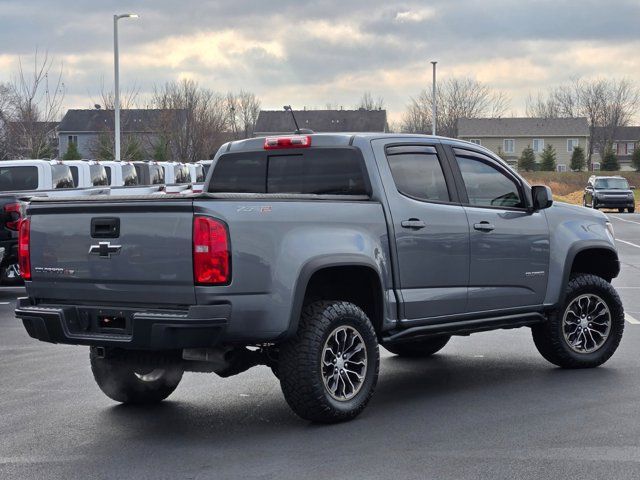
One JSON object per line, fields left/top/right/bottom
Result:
{"left": 90, "top": 348, "right": 183, "bottom": 404}
{"left": 384, "top": 335, "right": 451, "bottom": 357}
{"left": 532, "top": 274, "right": 624, "bottom": 368}
{"left": 278, "top": 301, "right": 379, "bottom": 423}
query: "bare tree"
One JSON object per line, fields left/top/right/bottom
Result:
{"left": 526, "top": 78, "right": 640, "bottom": 162}
{"left": 0, "top": 83, "right": 12, "bottom": 159}
{"left": 356, "top": 91, "right": 385, "bottom": 110}
{"left": 226, "top": 90, "right": 261, "bottom": 139}
{"left": 94, "top": 77, "right": 140, "bottom": 110}
{"left": 6, "top": 50, "right": 65, "bottom": 158}
{"left": 402, "top": 77, "right": 509, "bottom": 137}
{"left": 152, "top": 79, "right": 230, "bottom": 162}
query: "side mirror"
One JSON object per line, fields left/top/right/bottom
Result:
{"left": 531, "top": 185, "right": 553, "bottom": 211}
{"left": 631, "top": 186, "right": 636, "bottom": 190}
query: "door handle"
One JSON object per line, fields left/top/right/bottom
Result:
{"left": 473, "top": 221, "right": 495, "bottom": 232}
{"left": 401, "top": 219, "right": 426, "bottom": 229}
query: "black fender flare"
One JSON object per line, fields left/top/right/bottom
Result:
{"left": 283, "top": 255, "right": 385, "bottom": 340}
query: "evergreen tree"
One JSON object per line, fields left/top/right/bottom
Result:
{"left": 569, "top": 145, "right": 586, "bottom": 172}
{"left": 123, "top": 136, "right": 145, "bottom": 161}
{"left": 632, "top": 145, "right": 640, "bottom": 172}
{"left": 601, "top": 144, "right": 620, "bottom": 171}
{"left": 62, "top": 141, "right": 82, "bottom": 160}
{"left": 539, "top": 144, "right": 557, "bottom": 171}
{"left": 518, "top": 145, "right": 536, "bottom": 172}
{"left": 152, "top": 137, "right": 170, "bottom": 162}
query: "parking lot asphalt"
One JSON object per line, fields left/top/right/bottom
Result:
{"left": 3, "top": 213, "right": 640, "bottom": 479}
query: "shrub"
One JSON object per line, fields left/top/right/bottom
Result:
{"left": 539, "top": 144, "right": 557, "bottom": 171}
{"left": 518, "top": 145, "right": 536, "bottom": 172}
{"left": 62, "top": 141, "right": 82, "bottom": 160}
{"left": 632, "top": 145, "right": 640, "bottom": 172}
{"left": 570, "top": 145, "right": 586, "bottom": 171}
{"left": 601, "top": 144, "right": 620, "bottom": 171}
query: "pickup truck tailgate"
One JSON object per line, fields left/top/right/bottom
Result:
{"left": 27, "top": 198, "right": 195, "bottom": 305}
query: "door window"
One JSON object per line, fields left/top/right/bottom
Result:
{"left": 386, "top": 148, "right": 450, "bottom": 202}
{"left": 456, "top": 155, "right": 523, "bottom": 208}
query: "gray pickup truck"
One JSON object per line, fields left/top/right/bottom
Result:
{"left": 16, "top": 133, "right": 624, "bottom": 423}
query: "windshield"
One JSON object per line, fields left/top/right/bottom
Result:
{"left": 595, "top": 178, "right": 629, "bottom": 190}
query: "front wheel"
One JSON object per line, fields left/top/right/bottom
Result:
{"left": 629, "top": 207, "right": 635, "bottom": 213}
{"left": 90, "top": 348, "right": 183, "bottom": 404}
{"left": 531, "top": 274, "right": 624, "bottom": 368}
{"left": 618, "top": 208, "right": 625, "bottom": 213}
{"left": 278, "top": 301, "right": 379, "bottom": 423}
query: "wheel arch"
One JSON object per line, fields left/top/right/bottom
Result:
{"left": 555, "top": 242, "right": 620, "bottom": 307}
{"left": 285, "top": 256, "right": 385, "bottom": 340}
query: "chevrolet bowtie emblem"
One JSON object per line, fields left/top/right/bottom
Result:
{"left": 89, "top": 241, "right": 122, "bottom": 258}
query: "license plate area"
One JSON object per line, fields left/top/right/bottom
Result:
{"left": 68, "top": 307, "right": 134, "bottom": 336}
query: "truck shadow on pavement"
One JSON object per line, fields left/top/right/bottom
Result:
{"left": 96, "top": 352, "right": 622, "bottom": 445}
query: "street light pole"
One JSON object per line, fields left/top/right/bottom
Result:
{"left": 431, "top": 61, "right": 437, "bottom": 136}
{"left": 113, "top": 13, "right": 138, "bottom": 161}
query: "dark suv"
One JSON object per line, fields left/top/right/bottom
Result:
{"left": 583, "top": 175, "right": 635, "bottom": 213}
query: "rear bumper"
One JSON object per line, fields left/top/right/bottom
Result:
{"left": 15, "top": 297, "right": 230, "bottom": 350}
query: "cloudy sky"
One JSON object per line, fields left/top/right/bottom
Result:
{"left": 1, "top": 0, "right": 639, "bottom": 123}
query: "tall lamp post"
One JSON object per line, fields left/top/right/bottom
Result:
{"left": 431, "top": 61, "right": 437, "bottom": 136}
{"left": 113, "top": 13, "right": 138, "bottom": 161}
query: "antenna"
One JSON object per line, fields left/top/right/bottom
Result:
{"left": 283, "top": 105, "right": 301, "bottom": 134}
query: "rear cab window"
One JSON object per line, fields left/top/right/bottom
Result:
{"left": 51, "top": 165, "right": 74, "bottom": 189}
{"left": 0, "top": 166, "right": 39, "bottom": 191}
{"left": 209, "top": 148, "right": 370, "bottom": 195}
{"left": 122, "top": 164, "right": 138, "bottom": 186}
{"left": 90, "top": 164, "right": 108, "bottom": 186}
{"left": 385, "top": 145, "right": 450, "bottom": 202}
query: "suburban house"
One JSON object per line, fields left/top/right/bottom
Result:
{"left": 457, "top": 117, "right": 590, "bottom": 170}
{"left": 56, "top": 109, "right": 180, "bottom": 159}
{"left": 591, "top": 126, "right": 640, "bottom": 170}
{"left": 253, "top": 108, "right": 388, "bottom": 136}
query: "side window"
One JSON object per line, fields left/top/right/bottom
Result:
{"left": 386, "top": 148, "right": 450, "bottom": 202}
{"left": 455, "top": 155, "right": 524, "bottom": 208}
{"left": 104, "top": 166, "right": 112, "bottom": 185}
{"left": 69, "top": 166, "right": 79, "bottom": 187}
{"left": 90, "top": 165, "right": 108, "bottom": 186}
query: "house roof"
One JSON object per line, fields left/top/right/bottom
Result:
{"left": 254, "top": 109, "right": 387, "bottom": 135}
{"left": 57, "top": 109, "right": 184, "bottom": 133}
{"left": 593, "top": 126, "right": 640, "bottom": 141}
{"left": 458, "top": 117, "right": 589, "bottom": 137}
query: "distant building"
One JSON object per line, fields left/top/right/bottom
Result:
{"left": 591, "top": 126, "right": 640, "bottom": 170}
{"left": 458, "top": 117, "right": 590, "bottom": 170}
{"left": 57, "top": 109, "right": 181, "bottom": 159}
{"left": 254, "top": 108, "right": 388, "bottom": 136}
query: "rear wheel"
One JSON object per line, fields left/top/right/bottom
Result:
{"left": 278, "top": 301, "right": 379, "bottom": 423}
{"left": 618, "top": 208, "right": 625, "bottom": 213}
{"left": 531, "top": 274, "right": 624, "bottom": 368}
{"left": 384, "top": 335, "right": 451, "bottom": 357}
{"left": 90, "top": 348, "right": 183, "bottom": 404}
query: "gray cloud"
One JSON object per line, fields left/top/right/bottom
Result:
{"left": 0, "top": 0, "right": 638, "bottom": 120}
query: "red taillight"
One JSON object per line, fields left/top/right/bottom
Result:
{"left": 18, "top": 218, "right": 30, "bottom": 280}
{"left": 193, "top": 216, "right": 230, "bottom": 285}
{"left": 264, "top": 135, "right": 312, "bottom": 150}
{"left": 4, "top": 202, "right": 23, "bottom": 231}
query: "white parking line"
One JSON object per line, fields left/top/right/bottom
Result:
{"left": 609, "top": 215, "right": 640, "bottom": 226}
{"left": 0, "top": 302, "right": 10, "bottom": 305}
{"left": 626, "top": 313, "right": 640, "bottom": 324}
{"left": 616, "top": 239, "right": 640, "bottom": 249}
